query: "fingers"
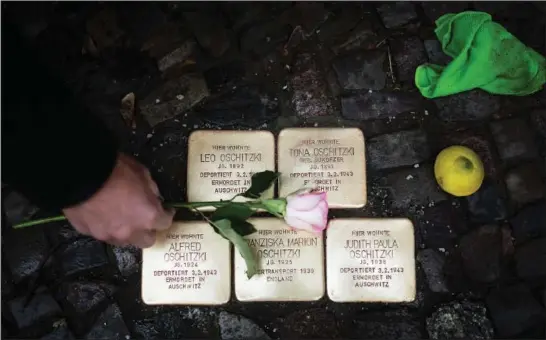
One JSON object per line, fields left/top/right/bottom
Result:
{"left": 130, "top": 230, "right": 156, "bottom": 248}
{"left": 153, "top": 207, "right": 175, "bottom": 231}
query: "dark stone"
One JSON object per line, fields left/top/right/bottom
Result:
{"left": 416, "top": 201, "right": 468, "bottom": 250}
{"left": 317, "top": 5, "right": 362, "bottom": 42}
{"left": 140, "top": 22, "right": 191, "bottom": 59}
{"left": 112, "top": 245, "right": 140, "bottom": 277}
{"left": 41, "top": 322, "right": 75, "bottom": 340}
{"left": 289, "top": 53, "right": 335, "bottom": 118}
{"left": 157, "top": 40, "right": 196, "bottom": 73}
{"left": 510, "top": 200, "right": 546, "bottom": 244}
{"left": 58, "top": 238, "right": 110, "bottom": 277}
{"left": 459, "top": 225, "right": 505, "bottom": 283}
{"left": 61, "top": 282, "right": 115, "bottom": 315}
{"left": 515, "top": 238, "right": 546, "bottom": 280}
{"left": 421, "top": 2, "right": 470, "bottom": 23}
{"left": 368, "top": 129, "right": 430, "bottom": 170}
{"left": 530, "top": 109, "right": 546, "bottom": 140}
{"left": 332, "top": 50, "right": 386, "bottom": 90}
{"left": 390, "top": 36, "right": 427, "bottom": 82}
{"left": 240, "top": 20, "right": 292, "bottom": 56}
{"left": 133, "top": 308, "right": 218, "bottom": 339}
{"left": 197, "top": 85, "right": 279, "bottom": 128}
{"left": 139, "top": 73, "right": 209, "bottom": 127}
{"left": 8, "top": 288, "right": 62, "bottom": 331}
{"left": 219, "top": 312, "right": 271, "bottom": 340}
{"left": 85, "top": 8, "right": 124, "bottom": 52}
{"left": 486, "top": 284, "right": 545, "bottom": 337}
{"left": 417, "top": 249, "right": 448, "bottom": 293}
{"left": 505, "top": 162, "right": 545, "bottom": 207}
{"left": 424, "top": 39, "right": 451, "bottom": 65}
{"left": 351, "top": 310, "right": 423, "bottom": 339}
{"left": 203, "top": 61, "right": 246, "bottom": 93}
{"left": 466, "top": 180, "right": 508, "bottom": 224}
{"left": 3, "top": 227, "right": 50, "bottom": 282}
{"left": 3, "top": 190, "right": 39, "bottom": 225}
{"left": 292, "top": 3, "right": 329, "bottom": 32}
{"left": 183, "top": 9, "right": 230, "bottom": 58}
{"left": 341, "top": 91, "right": 422, "bottom": 121}
{"left": 384, "top": 164, "right": 448, "bottom": 209}
{"left": 117, "top": 3, "right": 167, "bottom": 46}
{"left": 278, "top": 309, "right": 339, "bottom": 338}
{"left": 426, "top": 300, "right": 494, "bottom": 339}
{"left": 434, "top": 90, "right": 500, "bottom": 122}
{"left": 84, "top": 304, "right": 130, "bottom": 340}
{"left": 490, "top": 118, "right": 539, "bottom": 163}
{"left": 377, "top": 2, "right": 418, "bottom": 29}
{"left": 331, "top": 20, "right": 377, "bottom": 54}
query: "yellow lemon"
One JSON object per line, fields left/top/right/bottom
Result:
{"left": 434, "top": 145, "right": 485, "bottom": 197}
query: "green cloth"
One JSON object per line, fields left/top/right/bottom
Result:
{"left": 415, "top": 11, "right": 546, "bottom": 98}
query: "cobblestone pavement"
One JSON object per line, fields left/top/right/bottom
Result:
{"left": 2, "top": 2, "right": 546, "bottom": 339}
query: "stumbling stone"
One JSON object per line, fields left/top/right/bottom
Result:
{"left": 377, "top": 2, "right": 417, "bottom": 29}
{"left": 58, "top": 238, "right": 110, "bottom": 278}
{"left": 459, "top": 225, "right": 504, "bottom": 283}
{"left": 426, "top": 300, "right": 494, "bottom": 339}
{"left": 289, "top": 53, "right": 335, "bottom": 118}
{"left": 384, "top": 165, "right": 448, "bottom": 209}
{"left": 139, "top": 73, "right": 209, "bottom": 127}
{"left": 234, "top": 218, "right": 324, "bottom": 302}
{"left": 490, "top": 118, "right": 539, "bottom": 163}
{"left": 486, "top": 284, "right": 545, "bottom": 337}
{"left": 3, "top": 227, "right": 49, "bottom": 283}
{"left": 417, "top": 249, "right": 449, "bottom": 293}
{"left": 112, "top": 245, "right": 140, "bottom": 277}
{"left": 390, "top": 36, "right": 427, "bottom": 82}
{"left": 278, "top": 128, "right": 366, "bottom": 208}
{"left": 466, "top": 180, "right": 507, "bottom": 224}
{"left": 424, "top": 39, "right": 451, "bottom": 65}
{"left": 367, "top": 129, "right": 430, "bottom": 170}
{"left": 84, "top": 304, "right": 130, "bottom": 340}
{"left": 341, "top": 91, "right": 422, "bottom": 121}
{"left": 332, "top": 50, "right": 386, "bottom": 90}
{"left": 187, "top": 130, "right": 275, "bottom": 207}
{"left": 352, "top": 310, "right": 423, "bottom": 339}
{"left": 434, "top": 90, "right": 500, "bottom": 122}
{"left": 218, "top": 312, "right": 271, "bottom": 340}
{"left": 8, "top": 288, "right": 62, "bottom": 331}
{"left": 510, "top": 200, "right": 546, "bottom": 244}
{"left": 142, "top": 221, "right": 231, "bottom": 305}
{"left": 505, "top": 162, "right": 545, "bottom": 207}
{"left": 515, "top": 238, "right": 546, "bottom": 280}
{"left": 326, "top": 218, "right": 416, "bottom": 302}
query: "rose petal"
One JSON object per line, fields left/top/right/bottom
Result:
{"left": 284, "top": 214, "right": 314, "bottom": 231}
{"left": 287, "top": 192, "right": 326, "bottom": 211}
{"left": 286, "top": 207, "right": 326, "bottom": 229}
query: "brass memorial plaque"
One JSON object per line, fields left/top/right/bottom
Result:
{"left": 188, "top": 130, "right": 275, "bottom": 210}
{"left": 142, "top": 222, "right": 231, "bottom": 305}
{"left": 277, "top": 128, "right": 366, "bottom": 208}
{"left": 326, "top": 218, "right": 416, "bottom": 302}
{"left": 234, "top": 218, "right": 325, "bottom": 302}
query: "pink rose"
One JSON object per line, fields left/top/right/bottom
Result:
{"left": 284, "top": 191, "right": 329, "bottom": 233}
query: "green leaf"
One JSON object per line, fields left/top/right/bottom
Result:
{"left": 212, "top": 204, "right": 254, "bottom": 222}
{"left": 212, "top": 219, "right": 258, "bottom": 279}
{"left": 241, "top": 170, "right": 280, "bottom": 199}
{"left": 211, "top": 218, "right": 257, "bottom": 237}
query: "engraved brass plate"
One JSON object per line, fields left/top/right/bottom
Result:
{"left": 326, "top": 218, "right": 416, "bottom": 302}
{"left": 142, "top": 221, "right": 231, "bottom": 305}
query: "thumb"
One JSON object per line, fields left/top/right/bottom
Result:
{"left": 154, "top": 207, "right": 175, "bottom": 231}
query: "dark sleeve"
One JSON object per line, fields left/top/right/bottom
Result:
{"left": 1, "top": 21, "right": 119, "bottom": 211}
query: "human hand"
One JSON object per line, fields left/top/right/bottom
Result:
{"left": 63, "top": 153, "right": 174, "bottom": 248}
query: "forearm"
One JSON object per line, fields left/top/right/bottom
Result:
{"left": 1, "top": 21, "right": 119, "bottom": 210}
